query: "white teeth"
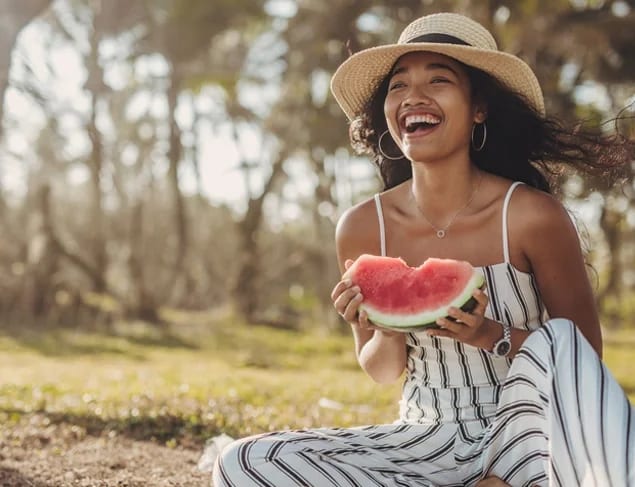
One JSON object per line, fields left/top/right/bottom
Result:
{"left": 404, "top": 114, "right": 441, "bottom": 128}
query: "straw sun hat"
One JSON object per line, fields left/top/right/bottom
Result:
{"left": 330, "top": 12, "right": 545, "bottom": 120}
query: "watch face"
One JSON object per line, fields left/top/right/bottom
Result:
{"left": 496, "top": 340, "right": 511, "bottom": 356}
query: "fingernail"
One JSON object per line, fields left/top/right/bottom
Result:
{"left": 352, "top": 286, "right": 360, "bottom": 292}
{"left": 344, "top": 279, "right": 352, "bottom": 286}
{"left": 356, "top": 293, "right": 363, "bottom": 300}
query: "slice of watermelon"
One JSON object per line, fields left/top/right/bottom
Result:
{"left": 343, "top": 254, "right": 485, "bottom": 331}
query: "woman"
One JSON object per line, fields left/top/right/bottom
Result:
{"left": 213, "top": 12, "right": 634, "bottom": 486}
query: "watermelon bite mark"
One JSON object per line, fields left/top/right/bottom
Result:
{"left": 343, "top": 254, "right": 485, "bottom": 331}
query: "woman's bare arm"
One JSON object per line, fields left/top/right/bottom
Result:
{"left": 516, "top": 187, "right": 602, "bottom": 356}
{"left": 333, "top": 202, "right": 407, "bottom": 383}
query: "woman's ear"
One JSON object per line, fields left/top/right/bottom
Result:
{"left": 473, "top": 103, "right": 488, "bottom": 124}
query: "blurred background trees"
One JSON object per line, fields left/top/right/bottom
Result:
{"left": 0, "top": 0, "right": 633, "bottom": 330}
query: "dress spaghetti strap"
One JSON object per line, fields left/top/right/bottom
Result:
{"left": 373, "top": 194, "right": 387, "bottom": 257}
{"left": 501, "top": 182, "right": 523, "bottom": 264}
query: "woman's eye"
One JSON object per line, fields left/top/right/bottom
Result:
{"left": 431, "top": 77, "right": 449, "bottom": 84}
{"left": 389, "top": 81, "right": 405, "bottom": 90}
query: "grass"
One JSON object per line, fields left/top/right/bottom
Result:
{"left": 0, "top": 317, "right": 633, "bottom": 448}
{"left": 0, "top": 318, "right": 401, "bottom": 446}
{"left": 602, "top": 327, "right": 635, "bottom": 397}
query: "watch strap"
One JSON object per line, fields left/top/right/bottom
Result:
{"left": 490, "top": 322, "right": 512, "bottom": 357}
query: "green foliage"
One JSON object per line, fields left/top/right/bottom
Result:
{"left": 3, "top": 0, "right": 634, "bottom": 352}
{"left": 151, "top": 0, "right": 267, "bottom": 62}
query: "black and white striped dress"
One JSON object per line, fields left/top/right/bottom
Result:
{"left": 213, "top": 182, "right": 634, "bottom": 486}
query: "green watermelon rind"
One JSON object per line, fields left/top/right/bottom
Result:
{"left": 361, "top": 271, "right": 485, "bottom": 331}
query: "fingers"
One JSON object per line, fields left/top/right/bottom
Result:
{"left": 430, "top": 289, "right": 489, "bottom": 338}
{"left": 331, "top": 279, "right": 413, "bottom": 337}
{"left": 444, "top": 307, "right": 476, "bottom": 328}
{"left": 471, "top": 288, "right": 489, "bottom": 314}
{"left": 435, "top": 308, "right": 474, "bottom": 332}
{"left": 358, "top": 309, "right": 372, "bottom": 328}
{"left": 330, "top": 278, "right": 353, "bottom": 302}
{"left": 330, "top": 278, "right": 377, "bottom": 329}
{"left": 446, "top": 289, "right": 488, "bottom": 325}
{"left": 331, "top": 279, "right": 363, "bottom": 323}
{"left": 340, "top": 291, "right": 363, "bottom": 322}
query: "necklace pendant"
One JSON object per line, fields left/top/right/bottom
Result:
{"left": 436, "top": 230, "right": 446, "bottom": 239}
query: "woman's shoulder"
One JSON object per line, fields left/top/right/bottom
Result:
{"left": 335, "top": 182, "right": 409, "bottom": 245}
{"left": 506, "top": 181, "right": 581, "bottom": 257}
{"left": 479, "top": 176, "right": 566, "bottom": 226}
{"left": 509, "top": 182, "right": 572, "bottom": 229}
{"left": 335, "top": 194, "right": 383, "bottom": 254}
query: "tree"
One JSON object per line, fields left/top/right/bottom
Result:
{"left": 0, "top": 0, "right": 52, "bottom": 137}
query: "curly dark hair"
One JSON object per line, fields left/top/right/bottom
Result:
{"left": 349, "top": 62, "right": 633, "bottom": 194}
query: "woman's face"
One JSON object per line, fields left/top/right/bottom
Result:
{"left": 383, "top": 51, "right": 485, "bottom": 164}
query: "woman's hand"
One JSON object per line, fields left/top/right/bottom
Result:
{"left": 330, "top": 276, "right": 364, "bottom": 324}
{"left": 331, "top": 261, "right": 406, "bottom": 382}
{"left": 330, "top": 260, "right": 400, "bottom": 337}
{"left": 427, "top": 289, "right": 500, "bottom": 350}
{"left": 330, "top": 278, "right": 399, "bottom": 336}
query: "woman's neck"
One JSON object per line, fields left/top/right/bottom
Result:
{"left": 409, "top": 161, "right": 482, "bottom": 219}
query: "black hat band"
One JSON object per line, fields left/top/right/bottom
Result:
{"left": 407, "top": 33, "right": 470, "bottom": 46}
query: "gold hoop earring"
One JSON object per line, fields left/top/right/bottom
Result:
{"left": 471, "top": 122, "right": 487, "bottom": 152}
{"left": 378, "top": 130, "right": 403, "bottom": 161}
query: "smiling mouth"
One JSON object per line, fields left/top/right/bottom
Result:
{"left": 404, "top": 114, "right": 442, "bottom": 134}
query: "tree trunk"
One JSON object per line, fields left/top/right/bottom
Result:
{"left": 166, "top": 72, "right": 188, "bottom": 302}
{"left": 0, "top": 0, "right": 52, "bottom": 136}
{"left": 127, "top": 199, "right": 160, "bottom": 323}
{"left": 597, "top": 204, "right": 623, "bottom": 328}
{"left": 233, "top": 150, "right": 288, "bottom": 322}
{"left": 233, "top": 228, "right": 260, "bottom": 321}
{"left": 85, "top": 25, "right": 108, "bottom": 293}
{"left": 0, "top": 0, "right": 52, "bottom": 223}
{"left": 309, "top": 151, "right": 340, "bottom": 329}
{"left": 22, "top": 184, "right": 58, "bottom": 320}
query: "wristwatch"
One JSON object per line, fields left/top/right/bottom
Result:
{"left": 490, "top": 322, "right": 512, "bottom": 358}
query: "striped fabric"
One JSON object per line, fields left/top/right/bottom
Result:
{"left": 213, "top": 321, "right": 634, "bottom": 486}
{"left": 474, "top": 320, "right": 635, "bottom": 486}
{"left": 400, "top": 262, "right": 547, "bottom": 424}
{"left": 212, "top": 182, "right": 634, "bottom": 486}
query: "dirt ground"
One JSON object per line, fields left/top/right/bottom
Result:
{"left": 0, "top": 415, "right": 209, "bottom": 487}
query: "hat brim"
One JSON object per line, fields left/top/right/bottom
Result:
{"left": 330, "top": 42, "right": 545, "bottom": 120}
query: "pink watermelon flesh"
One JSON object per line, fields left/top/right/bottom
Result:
{"left": 344, "top": 254, "right": 484, "bottom": 330}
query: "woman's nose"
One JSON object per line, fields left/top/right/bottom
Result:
{"left": 402, "top": 84, "right": 432, "bottom": 107}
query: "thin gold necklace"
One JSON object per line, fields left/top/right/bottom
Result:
{"left": 411, "top": 172, "right": 482, "bottom": 239}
